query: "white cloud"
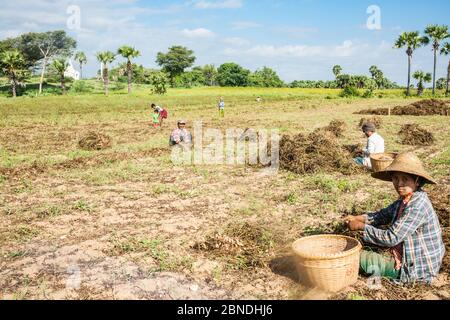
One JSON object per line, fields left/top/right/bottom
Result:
{"left": 222, "top": 37, "right": 250, "bottom": 46}
{"left": 181, "top": 28, "right": 216, "bottom": 38}
{"left": 231, "top": 21, "right": 262, "bottom": 30}
{"left": 193, "top": 0, "right": 244, "bottom": 9}
{"left": 225, "top": 40, "right": 359, "bottom": 58}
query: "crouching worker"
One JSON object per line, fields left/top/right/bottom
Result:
{"left": 169, "top": 120, "right": 192, "bottom": 147}
{"left": 343, "top": 152, "right": 445, "bottom": 284}
{"left": 354, "top": 123, "right": 385, "bottom": 169}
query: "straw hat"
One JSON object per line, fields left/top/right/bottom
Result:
{"left": 371, "top": 152, "right": 436, "bottom": 185}
{"left": 177, "top": 120, "right": 187, "bottom": 125}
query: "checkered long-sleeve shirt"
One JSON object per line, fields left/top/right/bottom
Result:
{"left": 363, "top": 191, "right": 445, "bottom": 284}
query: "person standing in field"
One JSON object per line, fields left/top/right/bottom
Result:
{"left": 218, "top": 97, "right": 225, "bottom": 118}
{"left": 151, "top": 109, "right": 160, "bottom": 128}
{"left": 343, "top": 152, "right": 445, "bottom": 284}
{"left": 354, "top": 122, "right": 385, "bottom": 169}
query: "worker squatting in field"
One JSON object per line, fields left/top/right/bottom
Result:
{"left": 344, "top": 152, "right": 445, "bottom": 284}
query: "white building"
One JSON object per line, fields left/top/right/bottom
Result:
{"left": 64, "top": 60, "right": 80, "bottom": 80}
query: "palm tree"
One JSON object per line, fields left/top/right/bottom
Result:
{"left": 117, "top": 46, "right": 140, "bottom": 94}
{"left": 394, "top": 31, "right": 429, "bottom": 96}
{"left": 424, "top": 25, "right": 450, "bottom": 95}
{"left": 412, "top": 71, "right": 432, "bottom": 96}
{"left": 332, "top": 65, "right": 342, "bottom": 78}
{"left": 0, "top": 50, "right": 26, "bottom": 98}
{"left": 96, "top": 51, "right": 116, "bottom": 95}
{"left": 74, "top": 51, "right": 87, "bottom": 79}
{"left": 202, "top": 64, "right": 217, "bottom": 86}
{"left": 51, "top": 59, "right": 69, "bottom": 95}
{"left": 441, "top": 42, "right": 450, "bottom": 96}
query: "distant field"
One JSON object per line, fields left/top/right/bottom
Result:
{"left": 0, "top": 87, "right": 449, "bottom": 300}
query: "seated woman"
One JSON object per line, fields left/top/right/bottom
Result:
{"left": 343, "top": 152, "right": 445, "bottom": 284}
{"left": 169, "top": 120, "right": 192, "bottom": 147}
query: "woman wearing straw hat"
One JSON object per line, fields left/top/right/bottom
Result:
{"left": 343, "top": 152, "right": 445, "bottom": 284}
{"left": 169, "top": 120, "right": 192, "bottom": 147}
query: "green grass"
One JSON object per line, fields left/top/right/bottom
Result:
{"left": 305, "top": 174, "right": 361, "bottom": 193}
{"left": 108, "top": 236, "right": 193, "bottom": 273}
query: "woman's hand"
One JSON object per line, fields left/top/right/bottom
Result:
{"left": 342, "top": 215, "right": 366, "bottom": 224}
{"left": 348, "top": 220, "right": 366, "bottom": 231}
{"left": 342, "top": 215, "right": 367, "bottom": 231}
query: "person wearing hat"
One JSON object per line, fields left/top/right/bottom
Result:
{"left": 354, "top": 123, "right": 385, "bottom": 169}
{"left": 169, "top": 120, "right": 192, "bottom": 146}
{"left": 343, "top": 152, "right": 445, "bottom": 284}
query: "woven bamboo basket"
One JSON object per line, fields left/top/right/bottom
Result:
{"left": 292, "top": 235, "right": 362, "bottom": 292}
{"left": 370, "top": 153, "right": 398, "bottom": 173}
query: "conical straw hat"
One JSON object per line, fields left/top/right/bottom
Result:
{"left": 371, "top": 152, "right": 436, "bottom": 185}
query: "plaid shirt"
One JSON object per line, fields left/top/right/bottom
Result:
{"left": 364, "top": 191, "right": 445, "bottom": 284}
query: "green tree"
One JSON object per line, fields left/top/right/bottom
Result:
{"left": 369, "top": 65, "right": 385, "bottom": 88}
{"left": 436, "top": 78, "right": 447, "bottom": 90}
{"left": 156, "top": 46, "right": 196, "bottom": 87}
{"left": 248, "top": 67, "right": 284, "bottom": 87}
{"left": 202, "top": 64, "right": 218, "bottom": 86}
{"left": 332, "top": 65, "right": 343, "bottom": 79}
{"left": 51, "top": 58, "right": 69, "bottom": 95}
{"left": 412, "top": 71, "right": 432, "bottom": 96}
{"left": 74, "top": 51, "right": 87, "bottom": 79}
{"left": 217, "top": 63, "right": 250, "bottom": 87}
{"left": 0, "top": 50, "right": 27, "bottom": 98}
{"left": 394, "top": 31, "right": 429, "bottom": 96}
{"left": 440, "top": 42, "right": 450, "bottom": 96}
{"left": 24, "top": 31, "right": 76, "bottom": 94}
{"left": 150, "top": 71, "right": 168, "bottom": 95}
{"left": 0, "top": 31, "right": 75, "bottom": 74}
{"left": 424, "top": 25, "right": 450, "bottom": 95}
{"left": 174, "top": 68, "right": 205, "bottom": 88}
{"left": 117, "top": 46, "right": 141, "bottom": 94}
{"left": 96, "top": 51, "right": 116, "bottom": 96}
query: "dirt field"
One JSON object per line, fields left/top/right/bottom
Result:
{"left": 0, "top": 88, "right": 449, "bottom": 300}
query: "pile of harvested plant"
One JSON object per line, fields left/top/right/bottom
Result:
{"left": 358, "top": 117, "right": 383, "bottom": 129}
{"left": 78, "top": 132, "right": 112, "bottom": 151}
{"left": 193, "top": 221, "right": 275, "bottom": 269}
{"left": 398, "top": 124, "right": 435, "bottom": 146}
{"left": 356, "top": 99, "right": 450, "bottom": 116}
{"left": 280, "top": 130, "right": 360, "bottom": 175}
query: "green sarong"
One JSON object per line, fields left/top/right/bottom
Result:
{"left": 360, "top": 250, "right": 400, "bottom": 280}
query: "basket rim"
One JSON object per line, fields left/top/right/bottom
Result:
{"left": 292, "top": 235, "right": 362, "bottom": 261}
{"left": 370, "top": 152, "right": 398, "bottom": 161}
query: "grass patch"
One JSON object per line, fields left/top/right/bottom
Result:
{"left": 305, "top": 174, "right": 360, "bottom": 193}
{"left": 1, "top": 225, "right": 39, "bottom": 243}
{"left": 285, "top": 192, "right": 299, "bottom": 205}
{"left": 107, "top": 236, "right": 193, "bottom": 273}
{"left": 36, "top": 205, "right": 63, "bottom": 219}
{"left": 72, "top": 200, "right": 92, "bottom": 213}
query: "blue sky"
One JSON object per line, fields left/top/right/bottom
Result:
{"left": 1, "top": 0, "right": 449, "bottom": 84}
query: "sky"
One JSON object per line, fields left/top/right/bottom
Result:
{"left": 1, "top": 0, "right": 449, "bottom": 84}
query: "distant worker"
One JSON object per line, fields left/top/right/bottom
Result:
{"left": 151, "top": 103, "right": 168, "bottom": 127}
{"left": 169, "top": 120, "right": 192, "bottom": 146}
{"left": 151, "top": 109, "right": 160, "bottom": 128}
{"left": 218, "top": 97, "right": 225, "bottom": 118}
{"left": 354, "top": 122, "right": 385, "bottom": 169}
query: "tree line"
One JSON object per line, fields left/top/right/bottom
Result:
{"left": 0, "top": 24, "right": 449, "bottom": 98}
